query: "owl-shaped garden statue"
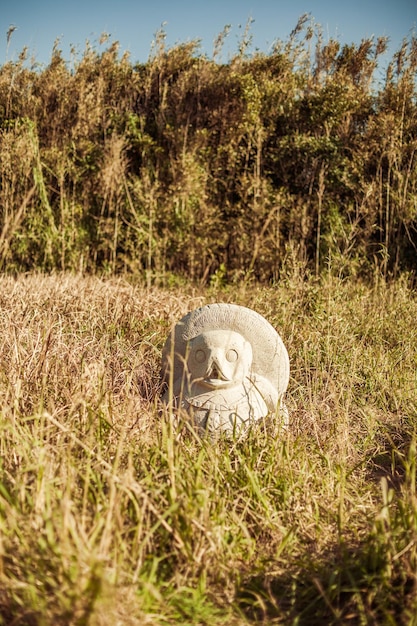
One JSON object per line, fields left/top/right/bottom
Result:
{"left": 161, "top": 303, "right": 290, "bottom": 437}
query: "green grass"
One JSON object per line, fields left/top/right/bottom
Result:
{"left": 0, "top": 272, "right": 416, "bottom": 624}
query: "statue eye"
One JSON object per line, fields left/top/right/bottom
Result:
{"left": 195, "top": 349, "right": 206, "bottom": 363}
{"left": 226, "top": 349, "right": 238, "bottom": 362}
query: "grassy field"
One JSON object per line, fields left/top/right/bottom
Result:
{"left": 0, "top": 271, "right": 416, "bottom": 625}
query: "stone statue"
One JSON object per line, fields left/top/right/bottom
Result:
{"left": 161, "top": 303, "right": 290, "bottom": 437}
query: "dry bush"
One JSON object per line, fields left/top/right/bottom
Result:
{"left": 0, "top": 19, "right": 416, "bottom": 281}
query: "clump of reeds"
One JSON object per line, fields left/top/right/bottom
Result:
{"left": 0, "top": 18, "right": 416, "bottom": 283}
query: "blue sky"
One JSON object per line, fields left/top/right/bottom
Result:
{"left": 2, "top": 0, "right": 416, "bottom": 67}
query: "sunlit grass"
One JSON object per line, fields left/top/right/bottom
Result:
{"left": 0, "top": 272, "right": 416, "bottom": 624}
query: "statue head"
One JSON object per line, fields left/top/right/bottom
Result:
{"left": 187, "top": 329, "right": 253, "bottom": 392}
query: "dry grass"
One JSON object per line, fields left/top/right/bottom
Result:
{"left": 0, "top": 272, "right": 416, "bottom": 624}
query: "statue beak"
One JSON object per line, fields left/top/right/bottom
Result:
{"left": 206, "top": 360, "right": 229, "bottom": 382}
{"left": 205, "top": 359, "right": 230, "bottom": 384}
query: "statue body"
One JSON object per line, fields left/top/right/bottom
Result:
{"left": 161, "top": 304, "right": 289, "bottom": 437}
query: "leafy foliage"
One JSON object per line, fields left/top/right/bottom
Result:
{"left": 1, "top": 19, "right": 416, "bottom": 282}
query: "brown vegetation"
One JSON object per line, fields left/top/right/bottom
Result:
{"left": 0, "top": 273, "right": 416, "bottom": 624}
{"left": 0, "top": 17, "right": 416, "bottom": 282}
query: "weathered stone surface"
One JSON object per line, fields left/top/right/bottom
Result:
{"left": 161, "top": 303, "right": 290, "bottom": 437}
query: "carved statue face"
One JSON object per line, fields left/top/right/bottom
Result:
{"left": 187, "top": 329, "right": 253, "bottom": 390}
